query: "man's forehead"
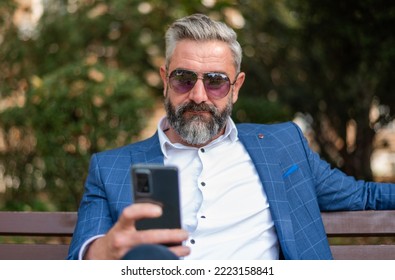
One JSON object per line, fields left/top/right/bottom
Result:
{"left": 169, "top": 40, "right": 235, "bottom": 72}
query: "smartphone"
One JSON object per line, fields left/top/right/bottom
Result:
{"left": 131, "top": 164, "right": 181, "bottom": 232}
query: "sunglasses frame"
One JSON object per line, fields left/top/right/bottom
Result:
{"left": 166, "top": 68, "right": 239, "bottom": 100}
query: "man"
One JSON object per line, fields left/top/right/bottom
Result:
{"left": 67, "top": 14, "right": 395, "bottom": 260}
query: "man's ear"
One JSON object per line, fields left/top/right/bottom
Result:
{"left": 160, "top": 66, "right": 167, "bottom": 97}
{"left": 232, "top": 72, "right": 245, "bottom": 104}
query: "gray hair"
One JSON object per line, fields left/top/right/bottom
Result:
{"left": 164, "top": 14, "right": 242, "bottom": 72}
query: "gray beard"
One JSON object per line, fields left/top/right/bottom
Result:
{"left": 164, "top": 94, "right": 233, "bottom": 146}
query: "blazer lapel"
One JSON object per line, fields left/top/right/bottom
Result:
{"left": 129, "top": 132, "right": 164, "bottom": 165}
{"left": 238, "top": 125, "right": 298, "bottom": 259}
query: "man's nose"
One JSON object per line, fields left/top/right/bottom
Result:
{"left": 188, "top": 79, "right": 208, "bottom": 104}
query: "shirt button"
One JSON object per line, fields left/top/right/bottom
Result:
{"left": 200, "top": 148, "right": 205, "bottom": 153}
{"left": 200, "top": 215, "right": 206, "bottom": 219}
{"left": 190, "top": 239, "right": 196, "bottom": 244}
{"left": 201, "top": 182, "right": 206, "bottom": 187}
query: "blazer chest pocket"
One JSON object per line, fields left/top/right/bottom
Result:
{"left": 282, "top": 164, "right": 304, "bottom": 183}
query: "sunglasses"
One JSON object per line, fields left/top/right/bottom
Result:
{"left": 167, "top": 69, "right": 238, "bottom": 100}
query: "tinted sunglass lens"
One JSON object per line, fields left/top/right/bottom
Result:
{"left": 203, "top": 73, "right": 230, "bottom": 98}
{"left": 169, "top": 70, "right": 197, "bottom": 94}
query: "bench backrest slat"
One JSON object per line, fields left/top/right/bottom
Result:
{"left": 0, "top": 212, "right": 76, "bottom": 236}
{"left": 0, "top": 244, "right": 70, "bottom": 260}
{"left": 330, "top": 245, "right": 395, "bottom": 260}
{"left": 321, "top": 210, "right": 395, "bottom": 236}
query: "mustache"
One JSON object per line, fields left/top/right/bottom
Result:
{"left": 177, "top": 102, "right": 218, "bottom": 115}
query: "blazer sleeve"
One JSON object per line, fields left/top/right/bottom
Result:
{"left": 67, "top": 154, "right": 114, "bottom": 259}
{"left": 292, "top": 123, "right": 395, "bottom": 211}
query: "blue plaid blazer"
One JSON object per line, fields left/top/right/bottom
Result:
{"left": 67, "top": 122, "right": 395, "bottom": 259}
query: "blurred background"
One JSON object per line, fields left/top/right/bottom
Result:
{"left": 1, "top": 0, "right": 394, "bottom": 212}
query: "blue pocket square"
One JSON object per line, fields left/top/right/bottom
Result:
{"left": 283, "top": 164, "right": 299, "bottom": 178}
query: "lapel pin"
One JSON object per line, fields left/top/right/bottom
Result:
{"left": 258, "top": 133, "right": 264, "bottom": 139}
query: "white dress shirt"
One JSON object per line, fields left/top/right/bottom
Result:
{"left": 158, "top": 117, "right": 279, "bottom": 259}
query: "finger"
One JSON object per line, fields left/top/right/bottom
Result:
{"left": 118, "top": 203, "right": 162, "bottom": 230}
{"left": 169, "top": 245, "right": 191, "bottom": 257}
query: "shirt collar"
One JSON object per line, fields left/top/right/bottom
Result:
{"left": 157, "top": 116, "right": 238, "bottom": 158}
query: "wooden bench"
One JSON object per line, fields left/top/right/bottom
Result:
{"left": 0, "top": 210, "right": 395, "bottom": 259}
{"left": 322, "top": 210, "right": 395, "bottom": 259}
{"left": 0, "top": 212, "right": 77, "bottom": 260}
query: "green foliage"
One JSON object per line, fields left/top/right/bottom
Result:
{"left": 0, "top": 62, "right": 154, "bottom": 210}
{"left": 233, "top": 97, "right": 291, "bottom": 124}
{"left": 285, "top": 0, "right": 395, "bottom": 178}
{"left": 238, "top": 0, "right": 395, "bottom": 179}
